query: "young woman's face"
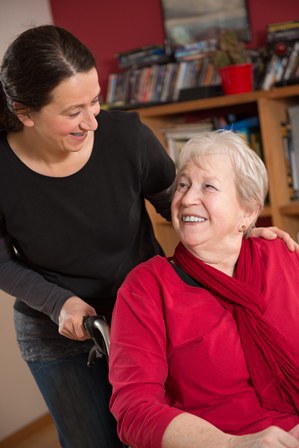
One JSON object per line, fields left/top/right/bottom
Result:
{"left": 171, "top": 154, "right": 249, "bottom": 256}
{"left": 29, "top": 68, "right": 101, "bottom": 154}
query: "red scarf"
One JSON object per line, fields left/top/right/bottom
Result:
{"left": 172, "top": 239, "right": 299, "bottom": 414}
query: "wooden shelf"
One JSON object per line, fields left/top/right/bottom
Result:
{"left": 268, "top": 84, "right": 299, "bottom": 99}
{"left": 140, "top": 85, "right": 299, "bottom": 253}
{"left": 280, "top": 201, "right": 299, "bottom": 216}
{"left": 138, "top": 90, "right": 266, "bottom": 118}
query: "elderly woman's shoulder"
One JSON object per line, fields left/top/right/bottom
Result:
{"left": 250, "top": 236, "right": 298, "bottom": 259}
{"left": 119, "top": 255, "right": 173, "bottom": 294}
{"left": 128, "top": 255, "right": 170, "bottom": 279}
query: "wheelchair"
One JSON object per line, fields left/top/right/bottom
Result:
{"left": 83, "top": 316, "right": 129, "bottom": 448}
{"left": 83, "top": 315, "right": 110, "bottom": 366}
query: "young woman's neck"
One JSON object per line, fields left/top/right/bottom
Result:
{"left": 7, "top": 128, "right": 94, "bottom": 177}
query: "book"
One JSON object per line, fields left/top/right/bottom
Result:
{"left": 115, "top": 70, "right": 131, "bottom": 104}
{"left": 153, "top": 64, "right": 167, "bottom": 102}
{"left": 197, "top": 57, "right": 210, "bottom": 87}
{"left": 116, "top": 45, "right": 169, "bottom": 69}
{"left": 128, "top": 68, "right": 142, "bottom": 104}
{"left": 262, "top": 54, "right": 288, "bottom": 90}
{"left": 202, "top": 61, "right": 215, "bottom": 87}
{"left": 267, "top": 21, "right": 299, "bottom": 43}
{"left": 172, "top": 61, "right": 189, "bottom": 101}
{"left": 249, "top": 129, "right": 264, "bottom": 160}
{"left": 136, "top": 66, "right": 152, "bottom": 103}
{"left": 283, "top": 41, "right": 299, "bottom": 81}
{"left": 281, "top": 121, "right": 297, "bottom": 199}
{"left": 146, "top": 64, "right": 160, "bottom": 103}
{"left": 262, "top": 20, "right": 299, "bottom": 88}
{"left": 106, "top": 73, "right": 118, "bottom": 103}
{"left": 288, "top": 105, "right": 299, "bottom": 198}
{"left": 174, "top": 39, "right": 217, "bottom": 61}
{"left": 160, "top": 62, "right": 178, "bottom": 102}
{"left": 268, "top": 20, "right": 299, "bottom": 33}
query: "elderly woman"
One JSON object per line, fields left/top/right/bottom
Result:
{"left": 109, "top": 130, "right": 299, "bottom": 448}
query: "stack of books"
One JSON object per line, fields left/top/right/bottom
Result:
{"left": 281, "top": 104, "right": 299, "bottom": 200}
{"left": 106, "top": 57, "right": 221, "bottom": 107}
{"left": 116, "top": 45, "right": 170, "bottom": 70}
{"left": 261, "top": 21, "right": 299, "bottom": 90}
{"left": 174, "top": 39, "right": 217, "bottom": 61}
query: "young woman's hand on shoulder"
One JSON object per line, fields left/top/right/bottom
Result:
{"left": 251, "top": 226, "right": 299, "bottom": 252}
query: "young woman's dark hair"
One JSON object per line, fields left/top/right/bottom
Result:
{"left": 0, "top": 25, "right": 96, "bottom": 131}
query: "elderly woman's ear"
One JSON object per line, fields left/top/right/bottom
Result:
{"left": 241, "top": 206, "right": 260, "bottom": 236}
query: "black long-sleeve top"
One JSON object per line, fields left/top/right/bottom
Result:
{"left": 0, "top": 110, "right": 176, "bottom": 324}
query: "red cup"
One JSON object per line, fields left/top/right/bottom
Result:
{"left": 219, "top": 63, "right": 253, "bottom": 95}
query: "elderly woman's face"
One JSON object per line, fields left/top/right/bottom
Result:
{"left": 171, "top": 154, "right": 248, "bottom": 255}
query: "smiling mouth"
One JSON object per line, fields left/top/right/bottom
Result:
{"left": 182, "top": 216, "right": 206, "bottom": 223}
{"left": 71, "top": 132, "right": 86, "bottom": 137}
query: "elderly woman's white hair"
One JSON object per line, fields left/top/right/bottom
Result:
{"left": 176, "top": 130, "right": 268, "bottom": 235}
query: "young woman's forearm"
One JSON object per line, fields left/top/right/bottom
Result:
{"left": 0, "top": 236, "right": 73, "bottom": 322}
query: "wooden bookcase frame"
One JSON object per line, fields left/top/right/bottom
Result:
{"left": 135, "top": 85, "right": 299, "bottom": 255}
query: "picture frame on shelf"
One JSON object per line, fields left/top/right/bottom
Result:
{"left": 161, "top": 120, "right": 214, "bottom": 168}
{"left": 160, "top": 0, "right": 252, "bottom": 51}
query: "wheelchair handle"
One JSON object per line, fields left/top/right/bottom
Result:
{"left": 83, "top": 315, "right": 110, "bottom": 357}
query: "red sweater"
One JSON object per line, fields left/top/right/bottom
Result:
{"left": 109, "top": 238, "right": 299, "bottom": 447}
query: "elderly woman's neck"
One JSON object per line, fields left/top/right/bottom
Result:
{"left": 186, "top": 238, "right": 243, "bottom": 277}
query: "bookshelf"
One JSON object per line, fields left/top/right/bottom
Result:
{"left": 135, "top": 85, "right": 299, "bottom": 255}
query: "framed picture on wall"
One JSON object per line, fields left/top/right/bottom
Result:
{"left": 161, "top": 0, "right": 251, "bottom": 50}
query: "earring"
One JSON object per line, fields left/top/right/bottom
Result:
{"left": 239, "top": 224, "right": 246, "bottom": 233}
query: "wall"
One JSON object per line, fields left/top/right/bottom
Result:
{"left": 49, "top": 0, "right": 299, "bottom": 99}
{"left": 0, "top": 1, "right": 53, "bottom": 440}
{"left": 249, "top": 0, "right": 299, "bottom": 48}
{"left": 49, "top": 0, "right": 165, "bottom": 99}
{"left": 0, "top": 294, "right": 48, "bottom": 440}
{"left": 0, "top": 0, "right": 53, "bottom": 57}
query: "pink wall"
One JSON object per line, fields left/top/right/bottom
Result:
{"left": 49, "top": 0, "right": 299, "bottom": 99}
{"left": 249, "top": 0, "right": 299, "bottom": 48}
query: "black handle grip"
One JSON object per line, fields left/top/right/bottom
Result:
{"left": 83, "top": 315, "right": 107, "bottom": 338}
{"left": 83, "top": 315, "right": 110, "bottom": 365}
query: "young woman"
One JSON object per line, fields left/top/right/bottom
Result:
{"left": 0, "top": 25, "right": 175, "bottom": 447}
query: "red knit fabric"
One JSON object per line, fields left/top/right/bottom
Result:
{"left": 173, "top": 239, "right": 299, "bottom": 414}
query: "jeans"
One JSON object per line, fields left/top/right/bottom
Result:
{"left": 27, "top": 352, "right": 123, "bottom": 448}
